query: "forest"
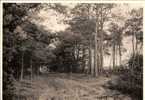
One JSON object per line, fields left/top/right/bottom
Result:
{"left": 3, "top": 3, "right": 143, "bottom": 100}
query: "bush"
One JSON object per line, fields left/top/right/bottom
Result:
{"left": 107, "top": 54, "right": 143, "bottom": 100}
{"left": 3, "top": 70, "right": 15, "bottom": 100}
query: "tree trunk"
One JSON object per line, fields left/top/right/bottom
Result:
{"left": 132, "top": 33, "right": 135, "bottom": 55}
{"left": 77, "top": 45, "right": 80, "bottom": 61}
{"left": 30, "top": 58, "right": 33, "bottom": 81}
{"left": 91, "top": 49, "right": 94, "bottom": 75}
{"left": 97, "top": 39, "right": 101, "bottom": 73}
{"left": 87, "top": 5, "right": 93, "bottom": 75}
{"left": 115, "top": 46, "right": 118, "bottom": 66}
{"left": 100, "top": 38, "right": 103, "bottom": 73}
{"left": 94, "top": 32, "right": 98, "bottom": 77}
{"left": 37, "top": 66, "right": 39, "bottom": 78}
{"left": 82, "top": 47, "right": 86, "bottom": 73}
{"left": 131, "top": 32, "right": 136, "bottom": 71}
{"left": 118, "top": 45, "right": 122, "bottom": 66}
{"left": 112, "top": 44, "right": 115, "bottom": 69}
{"left": 100, "top": 7, "right": 104, "bottom": 74}
{"left": 88, "top": 39, "right": 92, "bottom": 74}
{"left": 135, "top": 37, "right": 138, "bottom": 54}
{"left": 20, "top": 51, "right": 24, "bottom": 81}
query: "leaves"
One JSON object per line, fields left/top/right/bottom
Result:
{"left": 124, "top": 8, "right": 143, "bottom": 42}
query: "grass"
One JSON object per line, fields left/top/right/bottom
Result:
{"left": 13, "top": 73, "right": 132, "bottom": 100}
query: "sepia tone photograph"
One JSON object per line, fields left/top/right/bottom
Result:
{"left": 2, "top": 2, "right": 143, "bottom": 100}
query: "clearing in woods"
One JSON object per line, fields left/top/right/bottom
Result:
{"left": 13, "top": 73, "right": 131, "bottom": 100}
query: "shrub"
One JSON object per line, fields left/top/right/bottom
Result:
{"left": 107, "top": 54, "right": 143, "bottom": 100}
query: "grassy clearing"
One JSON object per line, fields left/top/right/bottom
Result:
{"left": 13, "top": 73, "right": 131, "bottom": 100}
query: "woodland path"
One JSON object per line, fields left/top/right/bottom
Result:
{"left": 14, "top": 73, "right": 131, "bottom": 100}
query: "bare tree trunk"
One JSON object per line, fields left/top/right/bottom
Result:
{"left": 37, "top": 66, "right": 39, "bottom": 78}
{"left": 100, "top": 6, "right": 104, "bottom": 74}
{"left": 132, "top": 33, "right": 135, "bottom": 55}
{"left": 118, "top": 45, "right": 122, "bottom": 66}
{"left": 74, "top": 41, "right": 77, "bottom": 60}
{"left": 77, "top": 45, "right": 80, "bottom": 61}
{"left": 30, "top": 58, "right": 33, "bottom": 81}
{"left": 94, "top": 10, "right": 99, "bottom": 77}
{"left": 115, "top": 46, "right": 118, "bottom": 66}
{"left": 94, "top": 31, "right": 98, "bottom": 77}
{"left": 112, "top": 44, "right": 115, "bottom": 69}
{"left": 135, "top": 37, "right": 138, "bottom": 54}
{"left": 20, "top": 51, "right": 24, "bottom": 81}
{"left": 139, "top": 42, "right": 143, "bottom": 54}
{"left": 82, "top": 47, "right": 86, "bottom": 73}
{"left": 100, "top": 37, "right": 103, "bottom": 73}
{"left": 97, "top": 39, "right": 101, "bottom": 73}
{"left": 100, "top": 49, "right": 103, "bottom": 72}
{"left": 88, "top": 39, "right": 92, "bottom": 74}
{"left": 91, "top": 49, "right": 94, "bottom": 75}
{"left": 131, "top": 32, "right": 136, "bottom": 71}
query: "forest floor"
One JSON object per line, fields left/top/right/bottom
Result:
{"left": 13, "top": 73, "right": 132, "bottom": 100}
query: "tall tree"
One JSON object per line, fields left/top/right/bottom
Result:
{"left": 3, "top": 3, "right": 40, "bottom": 99}
{"left": 93, "top": 4, "right": 113, "bottom": 75}
{"left": 125, "top": 8, "right": 143, "bottom": 55}
{"left": 108, "top": 22, "right": 123, "bottom": 68}
{"left": 70, "top": 4, "right": 96, "bottom": 74}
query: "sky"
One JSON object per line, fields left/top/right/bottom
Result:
{"left": 30, "top": 3, "right": 143, "bottom": 32}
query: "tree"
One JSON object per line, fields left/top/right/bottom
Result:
{"left": 108, "top": 22, "right": 123, "bottom": 68}
{"left": 3, "top": 3, "right": 40, "bottom": 99}
{"left": 93, "top": 4, "right": 113, "bottom": 76}
{"left": 70, "top": 4, "right": 96, "bottom": 74}
{"left": 106, "top": 7, "right": 143, "bottom": 100}
{"left": 70, "top": 4, "right": 114, "bottom": 76}
{"left": 125, "top": 8, "right": 143, "bottom": 55}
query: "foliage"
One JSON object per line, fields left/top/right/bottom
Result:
{"left": 107, "top": 54, "right": 143, "bottom": 99}
{"left": 108, "top": 22, "right": 123, "bottom": 46}
{"left": 3, "top": 3, "right": 40, "bottom": 100}
{"left": 125, "top": 8, "right": 143, "bottom": 43}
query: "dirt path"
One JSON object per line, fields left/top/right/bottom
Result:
{"left": 14, "top": 73, "right": 131, "bottom": 100}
